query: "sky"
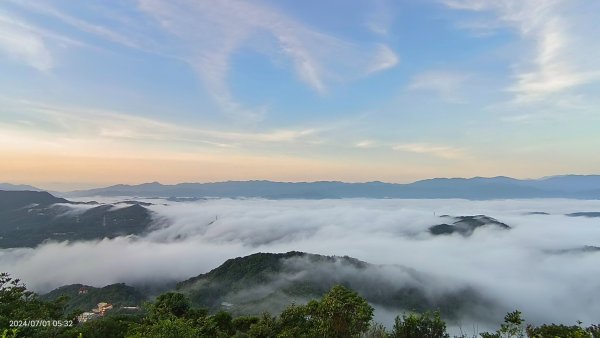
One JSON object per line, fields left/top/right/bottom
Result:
{"left": 1, "top": 0, "right": 599, "bottom": 191}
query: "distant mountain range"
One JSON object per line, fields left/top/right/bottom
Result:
{"left": 0, "top": 183, "right": 42, "bottom": 191}
{"left": 34, "top": 175, "right": 600, "bottom": 199}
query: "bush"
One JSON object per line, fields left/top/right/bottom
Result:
{"left": 390, "top": 310, "right": 449, "bottom": 338}
{"left": 526, "top": 322, "right": 597, "bottom": 338}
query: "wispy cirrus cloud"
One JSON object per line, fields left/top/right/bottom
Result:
{"left": 441, "top": 0, "right": 600, "bottom": 102}
{"left": 8, "top": 0, "right": 399, "bottom": 120}
{"left": 408, "top": 70, "right": 472, "bottom": 103}
{"left": 392, "top": 143, "right": 466, "bottom": 159}
{"left": 7, "top": 1, "right": 142, "bottom": 50}
{"left": 366, "top": 0, "right": 394, "bottom": 36}
{"left": 367, "top": 44, "right": 400, "bottom": 74}
{"left": 0, "top": 98, "right": 323, "bottom": 149}
{"left": 353, "top": 137, "right": 466, "bottom": 160}
{"left": 0, "top": 11, "right": 54, "bottom": 71}
{"left": 355, "top": 140, "right": 377, "bottom": 149}
{"left": 137, "top": 0, "right": 399, "bottom": 118}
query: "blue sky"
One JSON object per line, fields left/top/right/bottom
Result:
{"left": 0, "top": 0, "right": 599, "bottom": 190}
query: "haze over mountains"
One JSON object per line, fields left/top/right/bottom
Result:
{"left": 174, "top": 251, "right": 491, "bottom": 321}
{"left": 1, "top": 183, "right": 600, "bottom": 327}
{"left": 40, "top": 251, "right": 492, "bottom": 324}
{"left": 31, "top": 174, "right": 600, "bottom": 199}
{"left": 0, "top": 190, "right": 518, "bottom": 248}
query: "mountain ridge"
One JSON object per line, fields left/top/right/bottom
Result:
{"left": 0, "top": 183, "right": 42, "bottom": 191}
{"left": 57, "top": 175, "right": 600, "bottom": 199}
{"left": 174, "top": 251, "right": 491, "bottom": 319}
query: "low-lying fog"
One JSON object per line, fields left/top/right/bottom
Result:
{"left": 1, "top": 198, "right": 599, "bottom": 328}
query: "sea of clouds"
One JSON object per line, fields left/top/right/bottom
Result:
{"left": 1, "top": 198, "right": 599, "bottom": 328}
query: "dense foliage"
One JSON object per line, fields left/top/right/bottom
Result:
{"left": 41, "top": 283, "right": 145, "bottom": 314}
{"left": 2, "top": 272, "right": 599, "bottom": 338}
{"left": 391, "top": 311, "right": 449, "bottom": 338}
{"left": 176, "top": 251, "right": 485, "bottom": 319}
{"left": 0, "top": 273, "right": 73, "bottom": 337}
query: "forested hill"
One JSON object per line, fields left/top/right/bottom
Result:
{"left": 0, "top": 190, "right": 68, "bottom": 211}
{"left": 0, "top": 190, "right": 154, "bottom": 248}
{"left": 37, "top": 251, "right": 486, "bottom": 320}
{"left": 177, "top": 251, "right": 367, "bottom": 290}
{"left": 41, "top": 283, "right": 146, "bottom": 313}
{"left": 21, "top": 251, "right": 600, "bottom": 337}
{"left": 3, "top": 272, "right": 598, "bottom": 338}
{"left": 176, "top": 251, "right": 489, "bottom": 319}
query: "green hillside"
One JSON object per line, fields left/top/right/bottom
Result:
{"left": 41, "top": 283, "right": 146, "bottom": 313}
{"left": 3, "top": 270, "right": 599, "bottom": 338}
{"left": 176, "top": 251, "right": 488, "bottom": 319}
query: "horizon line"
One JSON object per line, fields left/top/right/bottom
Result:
{"left": 3, "top": 173, "right": 600, "bottom": 193}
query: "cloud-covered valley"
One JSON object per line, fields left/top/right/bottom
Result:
{"left": 1, "top": 198, "right": 599, "bottom": 327}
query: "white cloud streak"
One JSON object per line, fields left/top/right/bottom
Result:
{"left": 6, "top": 0, "right": 400, "bottom": 120}
{"left": 366, "top": 0, "right": 394, "bottom": 36}
{"left": 392, "top": 143, "right": 466, "bottom": 159}
{"left": 7, "top": 1, "right": 142, "bottom": 50}
{"left": 136, "top": 0, "right": 399, "bottom": 118}
{"left": 0, "top": 99, "right": 322, "bottom": 147}
{"left": 0, "top": 11, "right": 53, "bottom": 71}
{"left": 353, "top": 138, "right": 466, "bottom": 160}
{"left": 355, "top": 140, "right": 377, "bottom": 149}
{"left": 441, "top": 0, "right": 600, "bottom": 101}
{"left": 408, "top": 70, "right": 471, "bottom": 103}
{"left": 367, "top": 44, "right": 400, "bottom": 74}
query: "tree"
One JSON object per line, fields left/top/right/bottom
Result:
{"left": 277, "top": 303, "right": 316, "bottom": 337}
{"left": 526, "top": 322, "right": 595, "bottom": 338}
{"left": 126, "top": 318, "right": 200, "bottom": 338}
{"left": 211, "top": 311, "right": 234, "bottom": 336}
{"left": 314, "top": 284, "right": 374, "bottom": 338}
{"left": 58, "top": 314, "right": 138, "bottom": 338}
{"left": 481, "top": 311, "right": 525, "bottom": 338}
{"left": 150, "top": 292, "right": 190, "bottom": 319}
{"left": 390, "top": 310, "right": 449, "bottom": 338}
{"left": 362, "top": 321, "right": 389, "bottom": 338}
{"left": 247, "top": 313, "right": 278, "bottom": 338}
{"left": 0, "top": 273, "right": 69, "bottom": 338}
{"left": 232, "top": 316, "right": 259, "bottom": 333}
{"left": 587, "top": 324, "right": 600, "bottom": 338}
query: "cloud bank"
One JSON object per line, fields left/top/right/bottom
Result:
{"left": 1, "top": 198, "right": 600, "bottom": 327}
